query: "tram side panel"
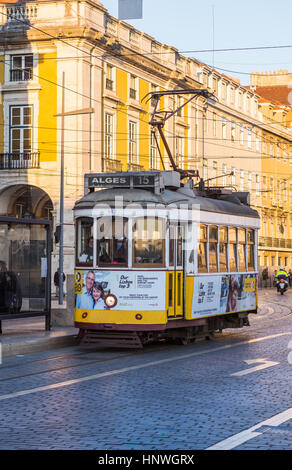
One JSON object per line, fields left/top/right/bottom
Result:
{"left": 185, "top": 273, "right": 257, "bottom": 321}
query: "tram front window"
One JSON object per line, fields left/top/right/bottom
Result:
{"left": 97, "top": 217, "right": 128, "bottom": 266}
{"left": 133, "top": 217, "right": 165, "bottom": 266}
{"left": 76, "top": 217, "right": 93, "bottom": 266}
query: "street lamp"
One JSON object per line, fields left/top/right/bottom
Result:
{"left": 54, "top": 72, "right": 94, "bottom": 305}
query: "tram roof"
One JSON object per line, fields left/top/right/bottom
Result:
{"left": 74, "top": 187, "right": 259, "bottom": 219}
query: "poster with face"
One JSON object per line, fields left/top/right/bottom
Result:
{"left": 191, "top": 273, "right": 257, "bottom": 319}
{"left": 75, "top": 270, "right": 166, "bottom": 311}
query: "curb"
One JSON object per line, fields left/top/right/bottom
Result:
{"left": 1, "top": 334, "right": 78, "bottom": 358}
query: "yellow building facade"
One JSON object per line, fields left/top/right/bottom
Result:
{"left": 0, "top": 0, "right": 291, "bottom": 322}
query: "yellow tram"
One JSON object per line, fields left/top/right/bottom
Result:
{"left": 74, "top": 170, "right": 259, "bottom": 348}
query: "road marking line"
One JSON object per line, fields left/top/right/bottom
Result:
{"left": 230, "top": 358, "right": 280, "bottom": 377}
{"left": 0, "top": 332, "right": 291, "bottom": 402}
{"left": 206, "top": 407, "right": 292, "bottom": 450}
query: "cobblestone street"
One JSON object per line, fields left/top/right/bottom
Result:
{"left": 0, "top": 289, "right": 291, "bottom": 451}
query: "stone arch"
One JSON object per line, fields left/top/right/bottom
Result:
{"left": 0, "top": 184, "right": 53, "bottom": 219}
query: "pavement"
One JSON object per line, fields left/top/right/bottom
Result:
{"left": 0, "top": 316, "right": 77, "bottom": 358}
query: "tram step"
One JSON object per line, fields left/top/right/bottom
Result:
{"left": 80, "top": 330, "right": 143, "bottom": 349}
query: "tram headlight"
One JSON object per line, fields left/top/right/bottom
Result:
{"left": 104, "top": 294, "right": 118, "bottom": 308}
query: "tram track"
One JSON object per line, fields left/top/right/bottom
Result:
{"left": 1, "top": 311, "right": 291, "bottom": 383}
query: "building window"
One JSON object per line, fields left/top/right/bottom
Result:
{"left": 255, "top": 174, "right": 260, "bottom": 195}
{"left": 175, "top": 136, "right": 184, "bottom": 168}
{"left": 213, "top": 113, "right": 217, "bottom": 136}
{"left": 104, "top": 113, "right": 114, "bottom": 159}
{"left": 222, "top": 117, "right": 227, "bottom": 139}
{"left": 230, "top": 87, "right": 235, "bottom": 105}
{"left": 221, "top": 82, "right": 227, "bottom": 100}
{"left": 128, "top": 121, "right": 138, "bottom": 165}
{"left": 222, "top": 163, "right": 227, "bottom": 186}
{"left": 239, "top": 124, "right": 244, "bottom": 145}
{"left": 150, "top": 131, "right": 159, "bottom": 169}
{"left": 238, "top": 91, "right": 243, "bottom": 108}
{"left": 10, "top": 54, "right": 33, "bottom": 82}
{"left": 247, "top": 128, "right": 252, "bottom": 148}
{"left": 248, "top": 172, "right": 252, "bottom": 192}
{"left": 213, "top": 77, "right": 218, "bottom": 94}
{"left": 212, "top": 161, "right": 217, "bottom": 182}
{"left": 202, "top": 158, "right": 207, "bottom": 180}
{"left": 10, "top": 105, "right": 32, "bottom": 153}
{"left": 231, "top": 121, "right": 235, "bottom": 142}
{"left": 240, "top": 169, "right": 244, "bottom": 191}
{"left": 177, "top": 95, "right": 184, "bottom": 117}
{"left": 129, "top": 74, "right": 138, "bottom": 100}
{"left": 255, "top": 132, "right": 260, "bottom": 151}
{"left": 105, "top": 64, "right": 115, "bottom": 91}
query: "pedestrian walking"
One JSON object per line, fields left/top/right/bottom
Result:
{"left": 262, "top": 267, "right": 269, "bottom": 288}
{"left": 54, "top": 268, "right": 66, "bottom": 297}
{"left": 288, "top": 269, "right": 292, "bottom": 287}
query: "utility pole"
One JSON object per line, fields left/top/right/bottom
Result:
{"left": 54, "top": 72, "right": 94, "bottom": 305}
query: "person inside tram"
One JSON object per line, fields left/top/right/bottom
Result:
{"left": 113, "top": 238, "right": 127, "bottom": 264}
{"left": 85, "top": 236, "right": 94, "bottom": 263}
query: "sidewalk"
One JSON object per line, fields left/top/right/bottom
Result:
{"left": 0, "top": 316, "right": 77, "bottom": 359}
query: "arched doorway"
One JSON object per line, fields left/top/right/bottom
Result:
{"left": 0, "top": 185, "right": 54, "bottom": 317}
{"left": 0, "top": 184, "right": 54, "bottom": 220}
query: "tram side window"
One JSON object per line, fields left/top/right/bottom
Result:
{"left": 198, "top": 225, "right": 207, "bottom": 273}
{"left": 229, "top": 227, "right": 238, "bottom": 272}
{"left": 247, "top": 229, "right": 255, "bottom": 271}
{"left": 97, "top": 217, "right": 128, "bottom": 266}
{"left": 209, "top": 226, "right": 218, "bottom": 273}
{"left": 238, "top": 228, "right": 247, "bottom": 271}
{"left": 76, "top": 217, "right": 93, "bottom": 266}
{"left": 219, "top": 227, "right": 228, "bottom": 272}
{"left": 133, "top": 217, "right": 165, "bottom": 266}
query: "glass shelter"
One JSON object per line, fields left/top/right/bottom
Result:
{"left": 0, "top": 216, "right": 51, "bottom": 333}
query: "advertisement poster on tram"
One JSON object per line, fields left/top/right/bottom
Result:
{"left": 75, "top": 270, "right": 166, "bottom": 311}
{"left": 191, "top": 273, "right": 257, "bottom": 319}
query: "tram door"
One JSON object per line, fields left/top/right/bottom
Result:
{"left": 168, "top": 224, "right": 184, "bottom": 318}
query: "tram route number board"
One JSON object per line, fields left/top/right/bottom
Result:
{"left": 88, "top": 174, "right": 156, "bottom": 188}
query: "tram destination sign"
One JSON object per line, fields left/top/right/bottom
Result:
{"left": 86, "top": 172, "right": 159, "bottom": 190}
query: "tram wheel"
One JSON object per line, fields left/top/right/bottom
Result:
{"left": 179, "top": 337, "right": 191, "bottom": 345}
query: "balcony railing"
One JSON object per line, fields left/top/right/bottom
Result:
{"left": 102, "top": 157, "right": 122, "bottom": 172}
{"left": 259, "top": 236, "right": 292, "bottom": 249}
{"left": 0, "top": 152, "right": 40, "bottom": 170}
{"left": 10, "top": 68, "right": 33, "bottom": 82}
{"left": 127, "top": 162, "right": 144, "bottom": 171}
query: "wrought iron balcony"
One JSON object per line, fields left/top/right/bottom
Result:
{"left": 0, "top": 152, "right": 40, "bottom": 170}
{"left": 259, "top": 236, "right": 292, "bottom": 249}
{"left": 102, "top": 157, "right": 122, "bottom": 172}
{"left": 10, "top": 68, "right": 33, "bottom": 82}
